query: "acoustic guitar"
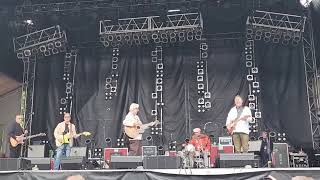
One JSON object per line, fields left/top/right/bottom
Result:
{"left": 226, "top": 115, "right": 251, "bottom": 135}
{"left": 10, "top": 133, "right": 46, "bottom": 147}
{"left": 124, "top": 120, "right": 159, "bottom": 139}
{"left": 56, "top": 131, "right": 91, "bottom": 147}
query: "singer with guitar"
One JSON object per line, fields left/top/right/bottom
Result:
{"left": 53, "top": 113, "right": 91, "bottom": 170}
{"left": 226, "top": 95, "right": 252, "bottom": 153}
{"left": 123, "top": 103, "right": 158, "bottom": 156}
{"left": 8, "top": 115, "right": 25, "bottom": 158}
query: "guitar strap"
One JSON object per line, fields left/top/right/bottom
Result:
{"left": 236, "top": 107, "right": 244, "bottom": 119}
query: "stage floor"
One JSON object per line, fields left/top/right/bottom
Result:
{"left": 0, "top": 168, "right": 319, "bottom": 180}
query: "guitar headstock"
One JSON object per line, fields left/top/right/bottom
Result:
{"left": 82, "top": 132, "right": 91, "bottom": 136}
{"left": 154, "top": 120, "right": 160, "bottom": 125}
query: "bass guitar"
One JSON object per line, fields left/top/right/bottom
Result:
{"left": 10, "top": 133, "right": 46, "bottom": 147}
{"left": 124, "top": 120, "right": 159, "bottom": 139}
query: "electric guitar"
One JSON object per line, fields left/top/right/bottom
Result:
{"left": 56, "top": 131, "right": 91, "bottom": 147}
{"left": 227, "top": 115, "right": 251, "bottom": 135}
{"left": 124, "top": 120, "right": 159, "bottom": 139}
{"left": 10, "top": 133, "right": 46, "bottom": 147}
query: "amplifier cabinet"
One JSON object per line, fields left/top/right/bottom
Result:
{"left": 143, "top": 156, "right": 181, "bottom": 169}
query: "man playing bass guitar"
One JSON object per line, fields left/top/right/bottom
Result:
{"left": 226, "top": 95, "right": 252, "bottom": 153}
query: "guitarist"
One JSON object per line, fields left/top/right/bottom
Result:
{"left": 123, "top": 103, "right": 144, "bottom": 156}
{"left": 226, "top": 95, "right": 252, "bottom": 153}
{"left": 7, "top": 115, "right": 25, "bottom": 158}
{"left": 53, "top": 113, "right": 81, "bottom": 170}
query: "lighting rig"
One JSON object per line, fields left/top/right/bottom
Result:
{"left": 196, "top": 42, "right": 211, "bottom": 113}
{"left": 13, "top": 25, "right": 68, "bottom": 154}
{"left": 59, "top": 49, "right": 77, "bottom": 115}
{"left": 105, "top": 48, "right": 120, "bottom": 100}
{"left": 99, "top": 12, "right": 203, "bottom": 47}
{"left": 244, "top": 10, "right": 308, "bottom": 139}
{"left": 246, "top": 10, "right": 306, "bottom": 46}
{"left": 151, "top": 46, "right": 164, "bottom": 138}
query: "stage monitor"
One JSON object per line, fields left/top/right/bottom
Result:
{"left": 70, "top": 147, "right": 87, "bottom": 157}
{"left": 104, "top": 148, "right": 128, "bottom": 162}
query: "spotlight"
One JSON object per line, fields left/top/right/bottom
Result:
{"left": 194, "top": 28, "right": 202, "bottom": 40}
{"left": 178, "top": 31, "right": 185, "bottom": 42}
{"left": 300, "top": 0, "right": 312, "bottom": 7}
{"left": 115, "top": 34, "right": 121, "bottom": 41}
{"left": 107, "top": 35, "right": 114, "bottom": 41}
{"left": 124, "top": 33, "right": 131, "bottom": 41}
{"left": 186, "top": 30, "right": 193, "bottom": 41}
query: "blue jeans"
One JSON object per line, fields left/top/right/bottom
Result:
{"left": 54, "top": 144, "right": 71, "bottom": 170}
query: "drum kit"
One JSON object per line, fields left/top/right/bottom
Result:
{"left": 179, "top": 144, "right": 210, "bottom": 168}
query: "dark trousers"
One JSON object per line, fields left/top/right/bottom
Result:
{"left": 128, "top": 140, "right": 142, "bottom": 156}
{"left": 9, "top": 145, "right": 21, "bottom": 158}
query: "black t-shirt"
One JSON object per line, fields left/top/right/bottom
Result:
{"left": 8, "top": 121, "right": 24, "bottom": 139}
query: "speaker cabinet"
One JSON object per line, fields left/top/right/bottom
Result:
{"left": 0, "top": 158, "right": 31, "bottom": 170}
{"left": 143, "top": 156, "right": 181, "bottom": 169}
{"left": 272, "top": 143, "right": 289, "bottom": 168}
{"left": 25, "top": 158, "right": 51, "bottom": 170}
{"left": 110, "top": 156, "right": 142, "bottom": 169}
{"left": 60, "top": 157, "right": 85, "bottom": 170}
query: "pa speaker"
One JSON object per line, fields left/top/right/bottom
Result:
{"left": 60, "top": 157, "right": 85, "bottom": 170}
{"left": 110, "top": 156, "right": 142, "bottom": 169}
{"left": 0, "top": 158, "right": 31, "bottom": 170}
{"left": 25, "top": 158, "right": 51, "bottom": 170}
{"left": 143, "top": 156, "right": 181, "bottom": 169}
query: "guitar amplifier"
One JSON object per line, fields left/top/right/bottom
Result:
{"left": 143, "top": 156, "right": 181, "bottom": 169}
{"left": 104, "top": 148, "right": 128, "bottom": 162}
{"left": 110, "top": 156, "right": 142, "bottom": 169}
{"left": 142, "top": 146, "right": 157, "bottom": 157}
{"left": 0, "top": 158, "right": 32, "bottom": 170}
{"left": 27, "top": 145, "right": 45, "bottom": 158}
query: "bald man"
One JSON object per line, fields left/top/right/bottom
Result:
{"left": 226, "top": 95, "right": 252, "bottom": 153}
{"left": 8, "top": 115, "right": 25, "bottom": 158}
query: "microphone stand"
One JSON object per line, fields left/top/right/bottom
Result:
{"left": 203, "top": 122, "right": 212, "bottom": 168}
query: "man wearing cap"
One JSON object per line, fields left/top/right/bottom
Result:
{"left": 226, "top": 95, "right": 252, "bottom": 153}
{"left": 123, "top": 103, "right": 143, "bottom": 155}
{"left": 189, "top": 128, "right": 211, "bottom": 167}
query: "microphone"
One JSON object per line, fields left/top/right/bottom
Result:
{"left": 204, "top": 122, "right": 212, "bottom": 131}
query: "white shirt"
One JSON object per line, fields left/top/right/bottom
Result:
{"left": 123, "top": 112, "right": 142, "bottom": 140}
{"left": 226, "top": 106, "right": 252, "bottom": 135}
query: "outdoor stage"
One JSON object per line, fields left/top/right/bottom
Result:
{"left": 0, "top": 168, "right": 319, "bottom": 180}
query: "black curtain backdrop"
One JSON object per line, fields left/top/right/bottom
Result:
{"left": 31, "top": 36, "right": 312, "bottom": 150}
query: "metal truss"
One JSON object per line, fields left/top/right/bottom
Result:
{"left": 99, "top": 13, "right": 202, "bottom": 35}
{"left": 246, "top": 10, "right": 306, "bottom": 32}
{"left": 13, "top": 25, "right": 65, "bottom": 52}
{"left": 15, "top": 0, "right": 201, "bottom": 16}
{"left": 20, "top": 55, "right": 37, "bottom": 157}
{"left": 301, "top": 8, "right": 320, "bottom": 151}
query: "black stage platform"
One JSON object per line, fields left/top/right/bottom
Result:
{"left": 0, "top": 168, "right": 319, "bottom": 180}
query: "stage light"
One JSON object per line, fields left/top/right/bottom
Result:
{"left": 300, "top": 0, "right": 312, "bottom": 7}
